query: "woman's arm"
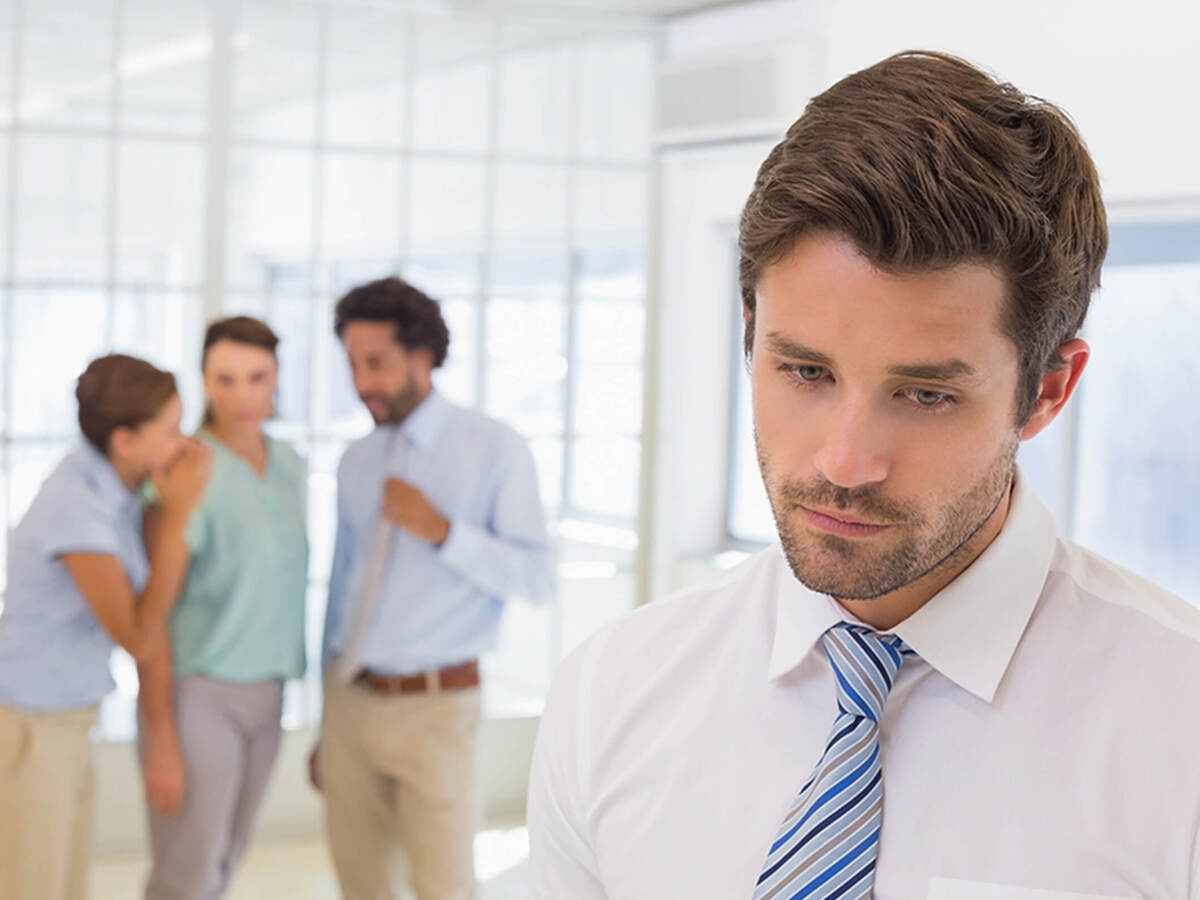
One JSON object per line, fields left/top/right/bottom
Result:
{"left": 61, "top": 441, "right": 210, "bottom": 663}
{"left": 136, "top": 503, "right": 186, "bottom": 817}
{"left": 138, "top": 622, "right": 185, "bottom": 817}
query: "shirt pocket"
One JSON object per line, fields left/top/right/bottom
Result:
{"left": 927, "top": 879, "right": 1136, "bottom": 900}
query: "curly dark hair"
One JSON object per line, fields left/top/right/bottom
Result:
{"left": 333, "top": 276, "right": 450, "bottom": 368}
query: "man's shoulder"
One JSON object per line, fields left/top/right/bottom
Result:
{"left": 1047, "top": 536, "right": 1200, "bottom": 650}
{"left": 443, "top": 400, "right": 521, "bottom": 444}
{"left": 337, "top": 427, "right": 386, "bottom": 469}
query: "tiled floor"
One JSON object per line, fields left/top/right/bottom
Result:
{"left": 90, "top": 827, "right": 531, "bottom": 899}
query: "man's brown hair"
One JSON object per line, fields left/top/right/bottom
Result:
{"left": 738, "top": 51, "right": 1108, "bottom": 425}
{"left": 76, "top": 354, "right": 177, "bottom": 454}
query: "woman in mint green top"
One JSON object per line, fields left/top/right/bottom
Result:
{"left": 139, "top": 317, "right": 308, "bottom": 900}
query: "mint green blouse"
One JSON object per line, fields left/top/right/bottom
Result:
{"left": 170, "top": 431, "right": 309, "bottom": 682}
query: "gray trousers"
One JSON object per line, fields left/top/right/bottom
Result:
{"left": 141, "top": 676, "right": 284, "bottom": 900}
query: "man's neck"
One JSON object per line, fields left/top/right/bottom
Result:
{"left": 835, "top": 484, "right": 1014, "bottom": 631}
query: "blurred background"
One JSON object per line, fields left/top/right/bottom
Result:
{"left": 0, "top": 0, "right": 1197, "bottom": 895}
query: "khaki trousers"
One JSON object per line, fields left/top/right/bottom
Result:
{"left": 0, "top": 701, "right": 98, "bottom": 900}
{"left": 320, "top": 674, "right": 482, "bottom": 900}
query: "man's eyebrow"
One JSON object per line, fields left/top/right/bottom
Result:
{"left": 763, "top": 333, "right": 835, "bottom": 367}
{"left": 887, "top": 359, "right": 976, "bottom": 382}
{"left": 764, "top": 332, "right": 977, "bottom": 383}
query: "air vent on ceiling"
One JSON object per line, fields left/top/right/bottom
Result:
{"left": 655, "top": 37, "right": 823, "bottom": 147}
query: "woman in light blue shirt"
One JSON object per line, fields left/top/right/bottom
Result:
{"left": 138, "top": 316, "right": 308, "bottom": 900}
{"left": 0, "top": 354, "right": 211, "bottom": 900}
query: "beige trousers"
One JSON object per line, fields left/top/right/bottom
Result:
{"left": 320, "top": 674, "right": 482, "bottom": 900}
{"left": 0, "top": 701, "right": 98, "bottom": 900}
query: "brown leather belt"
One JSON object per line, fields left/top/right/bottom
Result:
{"left": 354, "top": 659, "right": 480, "bottom": 695}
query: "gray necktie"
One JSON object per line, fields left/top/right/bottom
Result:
{"left": 336, "top": 430, "right": 404, "bottom": 682}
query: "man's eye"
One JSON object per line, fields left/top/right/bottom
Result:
{"left": 905, "top": 388, "right": 955, "bottom": 409}
{"left": 794, "top": 365, "right": 826, "bottom": 382}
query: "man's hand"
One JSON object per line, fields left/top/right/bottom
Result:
{"left": 143, "top": 727, "right": 186, "bottom": 818}
{"left": 383, "top": 478, "right": 451, "bottom": 546}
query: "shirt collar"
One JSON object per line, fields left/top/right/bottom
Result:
{"left": 397, "top": 388, "right": 447, "bottom": 451}
{"left": 77, "top": 439, "right": 138, "bottom": 510}
{"left": 767, "top": 467, "right": 1058, "bottom": 703}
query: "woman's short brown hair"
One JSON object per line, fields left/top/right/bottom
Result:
{"left": 76, "top": 354, "right": 177, "bottom": 454}
{"left": 202, "top": 315, "right": 279, "bottom": 367}
{"left": 738, "top": 51, "right": 1108, "bottom": 425}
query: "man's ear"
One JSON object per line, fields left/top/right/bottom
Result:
{"left": 1019, "top": 339, "right": 1089, "bottom": 441}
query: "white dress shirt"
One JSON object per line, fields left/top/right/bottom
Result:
{"left": 528, "top": 471, "right": 1200, "bottom": 899}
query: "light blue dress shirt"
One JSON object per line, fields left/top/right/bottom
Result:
{"left": 0, "top": 443, "right": 148, "bottom": 710}
{"left": 322, "top": 389, "right": 554, "bottom": 675}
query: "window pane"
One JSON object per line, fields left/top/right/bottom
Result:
{"left": 529, "top": 435, "right": 563, "bottom": 510}
{"left": 574, "top": 169, "right": 647, "bottom": 247}
{"left": 0, "top": 0, "right": 13, "bottom": 123}
{"left": 492, "top": 248, "right": 567, "bottom": 301}
{"left": 110, "top": 289, "right": 205, "bottom": 433}
{"left": 574, "top": 363, "right": 642, "bottom": 436}
{"left": 227, "top": 148, "right": 315, "bottom": 293}
{"left": 15, "top": 135, "right": 107, "bottom": 282}
{"left": 20, "top": 0, "right": 112, "bottom": 128}
{"left": 498, "top": 46, "right": 569, "bottom": 157}
{"left": 411, "top": 20, "right": 492, "bottom": 153}
{"left": 321, "top": 153, "right": 402, "bottom": 270}
{"left": 0, "top": 140, "right": 8, "bottom": 284}
{"left": 1073, "top": 262, "right": 1200, "bottom": 601}
{"left": 0, "top": 289, "right": 7, "bottom": 434}
{"left": 485, "top": 299, "right": 565, "bottom": 436}
{"left": 494, "top": 163, "right": 568, "bottom": 250}
{"left": 569, "top": 435, "right": 640, "bottom": 520}
{"left": 270, "top": 295, "right": 314, "bottom": 436}
{"left": 435, "top": 298, "right": 478, "bottom": 409}
{"left": 311, "top": 295, "right": 372, "bottom": 439}
{"left": 233, "top": 1, "right": 318, "bottom": 142}
{"left": 9, "top": 441, "right": 71, "bottom": 528}
{"left": 577, "top": 37, "right": 652, "bottom": 161}
{"left": 119, "top": 0, "right": 208, "bottom": 134}
{"left": 116, "top": 140, "right": 205, "bottom": 287}
{"left": 307, "top": 440, "right": 344, "bottom": 584}
{"left": 11, "top": 290, "right": 108, "bottom": 437}
{"left": 407, "top": 160, "right": 488, "bottom": 257}
{"left": 325, "top": 9, "right": 409, "bottom": 148}
{"left": 728, "top": 364, "right": 775, "bottom": 543}
{"left": 578, "top": 246, "right": 646, "bottom": 303}
{"left": 0, "top": 443, "right": 8, "bottom": 598}
{"left": 405, "top": 253, "right": 479, "bottom": 300}
{"left": 577, "top": 301, "right": 643, "bottom": 363}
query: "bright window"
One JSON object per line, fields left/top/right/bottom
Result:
{"left": 0, "top": 0, "right": 654, "bottom": 738}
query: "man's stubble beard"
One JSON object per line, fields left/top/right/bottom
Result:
{"left": 758, "top": 430, "right": 1018, "bottom": 601}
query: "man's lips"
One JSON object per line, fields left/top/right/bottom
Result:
{"left": 800, "top": 505, "right": 894, "bottom": 538}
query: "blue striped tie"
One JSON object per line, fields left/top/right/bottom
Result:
{"left": 753, "top": 623, "right": 914, "bottom": 900}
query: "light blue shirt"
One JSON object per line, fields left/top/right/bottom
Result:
{"left": 0, "top": 443, "right": 148, "bottom": 710}
{"left": 169, "top": 431, "right": 308, "bottom": 682}
{"left": 323, "top": 389, "right": 553, "bottom": 674}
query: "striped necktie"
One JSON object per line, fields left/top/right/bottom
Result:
{"left": 753, "top": 623, "right": 914, "bottom": 900}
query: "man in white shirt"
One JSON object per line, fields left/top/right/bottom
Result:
{"left": 527, "top": 51, "right": 1200, "bottom": 899}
